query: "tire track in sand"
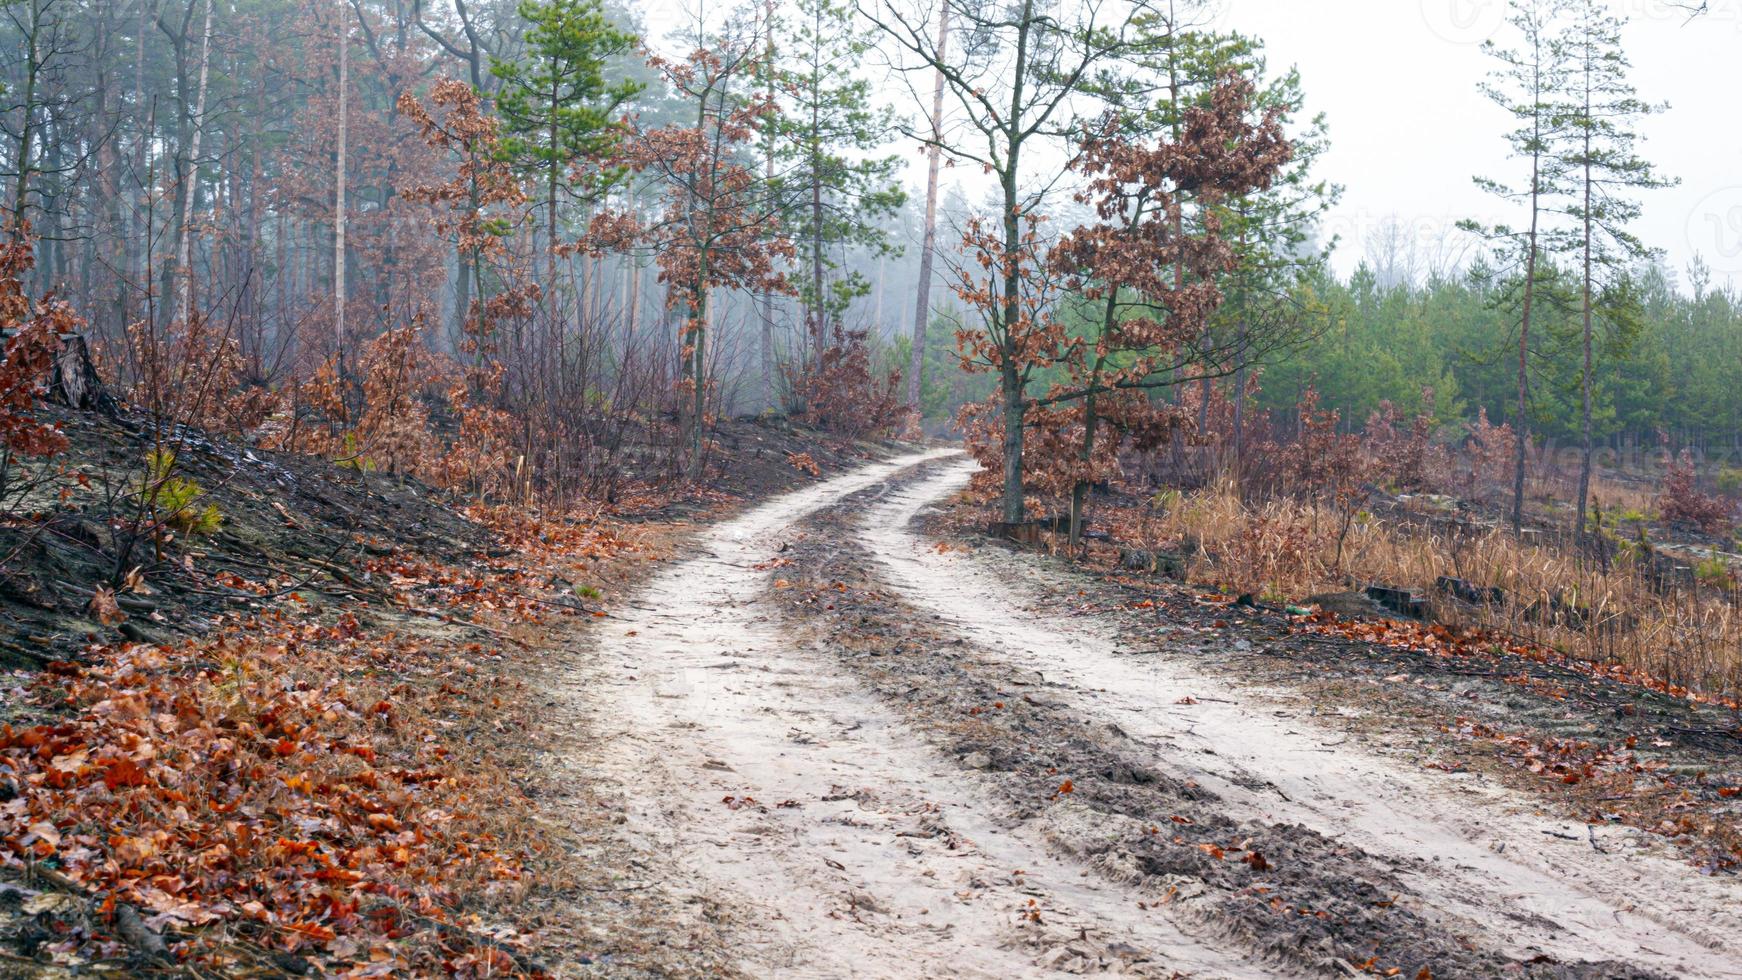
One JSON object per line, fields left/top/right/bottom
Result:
{"left": 575, "top": 451, "right": 1273, "bottom": 978}
{"left": 858, "top": 458, "right": 1742, "bottom": 980}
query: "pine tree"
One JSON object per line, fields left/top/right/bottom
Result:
{"left": 1549, "top": 0, "right": 1674, "bottom": 543}
{"left": 1465, "top": 0, "right": 1572, "bottom": 534}
{"left": 490, "top": 0, "right": 640, "bottom": 292}
{"left": 767, "top": 0, "right": 905, "bottom": 382}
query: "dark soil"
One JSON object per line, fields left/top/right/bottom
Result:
{"left": 0, "top": 404, "right": 487, "bottom": 673}
{"left": 0, "top": 405, "right": 878, "bottom": 672}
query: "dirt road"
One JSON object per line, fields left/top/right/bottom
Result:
{"left": 572, "top": 452, "right": 1742, "bottom": 979}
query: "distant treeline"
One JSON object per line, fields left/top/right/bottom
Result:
{"left": 1251, "top": 259, "right": 1740, "bottom": 455}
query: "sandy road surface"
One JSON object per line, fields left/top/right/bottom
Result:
{"left": 573, "top": 451, "right": 1262, "bottom": 978}
{"left": 571, "top": 452, "right": 1742, "bottom": 978}
{"left": 860, "top": 459, "right": 1742, "bottom": 979}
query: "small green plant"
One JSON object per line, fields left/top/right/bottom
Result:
{"left": 1620, "top": 508, "right": 1649, "bottom": 524}
{"left": 1694, "top": 556, "right": 1734, "bottom": 588}
{"left": 335, "top": 431, "right": 377, "bottom": 473}
{"left": 1150, "top": 488, "right": 1182, "bottom": 513}
{"left": 137, "top": 450, "right": 223, "bottom": 537}
{"left": 574, "top": 584, "right": 602, "bottom": 601}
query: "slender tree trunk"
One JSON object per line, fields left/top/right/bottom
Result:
{"left": 94, "top": 24, "right": 126, "bottom": 337}
{"left": 907, "top": 0, "right": 949, "bottom": 417}
{"left": 1577, "top": 123, "right": 1595, "bottom": 545}
{"left": 1512, "top": 48, "right": 1544, "bottom": 537}
{"left": 1070, "top": 393, "right": 1098, "bottom": 547}
{"left": 805, "top": 15, "right": 827, "bottom": 376}
{"left": 548, "top": 73, "right": 560, "bottom": 307}
{"left": 626, "top": 244, "right": 642, "bottom": 338}
{"left": 809, "top": 136, "right": 826, "bottom": 370}
{"left": 1231, "top": 222, "right": 1250, "bottom": 475}
{"left": 758, "top": 0, "right": 777, "bottom": 411}
{"left": 8, "top": 0, "right": 43, "bottom": 239}
{"left": 333, "top": 0, "right": 349, "bottom": 360}
{"left": 1514, "top": 223, "right": 1537, "bottom": 536}
{"left": 874, "top": 254, "right": 884, "bottom": 332}
{"left": 242, "top": 109, "right": 265, "bottom": 360}
{"left": 174, "top": 0, "right": 215, "bottom": 324}
{"left": 128, "top": 0, "right": 149, "bottom": 325}
{"left": 1233, "top": 320, "right": 1249, "bottom": 467}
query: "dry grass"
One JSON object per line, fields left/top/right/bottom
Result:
{"left": 1115, "top": 481, "right": 1742, "bottom": 697}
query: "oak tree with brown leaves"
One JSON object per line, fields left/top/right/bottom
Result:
{"left": 592, "top": 36, "right": 793, "bottom": 480}
{"left": 957, "top": 74, "right": 1290, "bottom": 543}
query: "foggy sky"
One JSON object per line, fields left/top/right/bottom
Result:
{"left": 1224, "top": 0, "right": 1742, "bottom": 289}
{"left": 642, "top": 0, "right": 1742, "bottom": 291}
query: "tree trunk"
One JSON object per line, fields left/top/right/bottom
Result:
{"left": 1512, "top": 42, "right": 1544, "bottom": 538}
{"left": 174, "top": 0, "right": 215, "bottom": 325}
{"left": 127, "top": 0, "right": 149, "bottom": 326}
{"left": 1577, "top": 118, "right": 1595, "bottom": 546}
{"left": 758, "top": 0, "right": 777, "bottom": 411}
{"left": 809, "top": 138, "right": 826, "bottom": 371}
{"left": 1000, "top": 356, "right": 1024, "bottom": 523}
{"left": 8, "top": 0, "right": 42, "bottom": 239}
{"left": 333, "top": 0, "right": 349, "bottom": 360}
{"left": 548, "top": 71, "right": 560, "bottom": 311}
{"left": 49, "top": 334, "right": 118, "bottom": 415}
{"left": 1070, "top": 396, "right": 1097, "bottom": 548}
{"left": 687, "top": 294, "right": 708, "bottom": 482}
{"left": 997, "top": 0, "right": 1034, "bottom": 525}
{"left": 907, "top": 0, "right": 950, "bottom": 417}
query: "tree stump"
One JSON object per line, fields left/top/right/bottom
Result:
{"left": 47, "top": 333, "right": 117, "bottom": 416}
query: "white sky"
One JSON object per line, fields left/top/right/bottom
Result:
{"left": 641, "top": 0, "right": 1742, "bottom": 290}
{"left": 1214, "top": 0, "right": 1742, "bottom": 288}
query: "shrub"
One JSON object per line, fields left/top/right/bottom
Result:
{"left": 1363, "top": 389, "right": 1450, "bottom": 493}
{"left": 1463, "top": 408, "right": 1518, "bottom": 501}
{"left": 1279, "top": 389, "right": 1377, "bottom": 571}
{"left": 1659, "top": 450, "right": 1731, "bottom": 533}
{"left": 787, "top": 328, "right": 907, "bottom": 441}
{"left": 0, "top": 232, "right": 72, "bottom": 461}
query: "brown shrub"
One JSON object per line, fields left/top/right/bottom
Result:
{"left": 1660, "top": 450, "right": 1732, "bottom": 533}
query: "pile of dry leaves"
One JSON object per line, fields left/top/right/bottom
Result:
{"left": 0, "top": 509, "right": 644, "bottom": 976}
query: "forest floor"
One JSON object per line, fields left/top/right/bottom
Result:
{"left": 572, "top": 451, "right": 1742, "bottom": 979}
{"left": 0, "top": 407, "right": 881, "bottom": 976}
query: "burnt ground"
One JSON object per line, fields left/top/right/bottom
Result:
{"left": 769, "top": 458, "right": 1664, "bottom": 980}
{"left": 0, "top": 405, "right": 874, "bottom": 672}
{"left": 0, "top": 404, "right": 486, "bottom": 673}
